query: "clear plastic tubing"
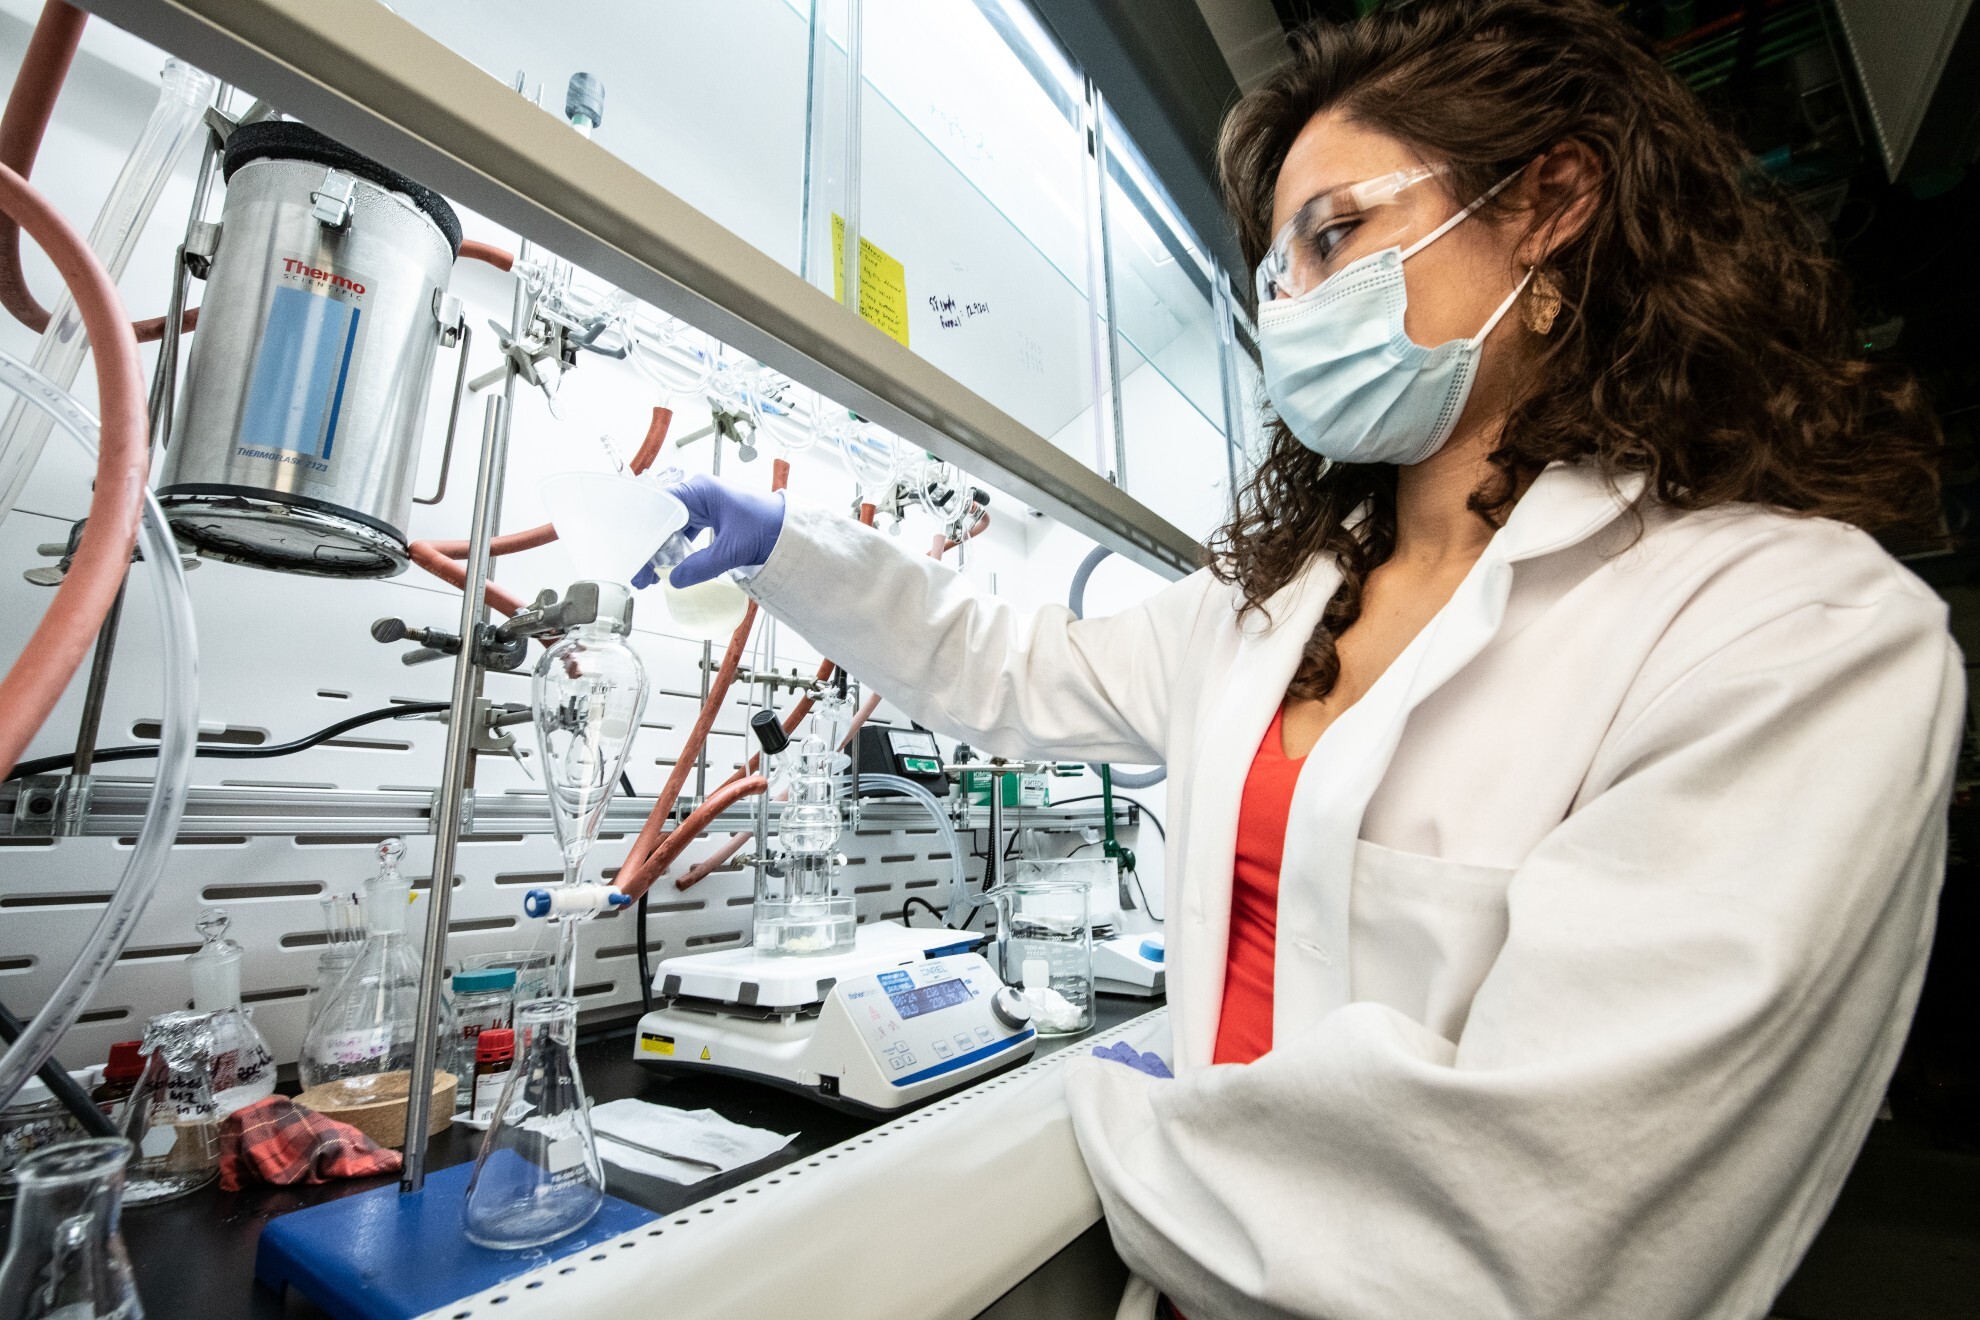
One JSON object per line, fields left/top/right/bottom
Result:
{"left": 856, "top": 774, "right": 968, "bottom": 914}
{"left": 0, "top": 346, "right": 198, "bottom": 1110}
{"left": 0, "top": 59, "right": 217, "bottom": 522}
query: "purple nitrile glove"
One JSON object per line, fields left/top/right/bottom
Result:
{"left": 631, "top": 474, "right": 786, "bottom": 590}
{"left": 1090, "top": 1041, "right": 1172, "bottom": 1079}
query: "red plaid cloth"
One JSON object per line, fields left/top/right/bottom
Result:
{"left": 218, "top": 1096, "right": 402, "bottom": 1192}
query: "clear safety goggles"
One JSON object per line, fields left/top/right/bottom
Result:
{"left": 1254, "top": 165, "right": 1455, "bottom": 305}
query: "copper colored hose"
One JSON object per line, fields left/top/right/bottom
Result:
{"left": 0, "top": 161, "right": 149, "bottom": 779}
{"left": 618, "top": 773, "right": 767, "bottom": 901}
{"left": 408, "top": 541, "right": 527, "bottom": 617}
{"left": 0, "top": 2, "right": 196, "bottom": 342}
{"left": 676, "top": 686, "right": 881, "bottom": 891}
{"left": 0, "top": 1, "right": 85, "bottom": 337}
{"left": 620, "top": 599, "right": 757, "bottom": 877}
{"left": 458, "top": 239, "right": 513, "bottom": 272}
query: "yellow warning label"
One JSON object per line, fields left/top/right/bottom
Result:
{"left": 698, "top": 1046, "right": 713, "bottom": 1061}
{"left": 832, "top": 214, "right": 910, "bottom": 349}
{"left": 638, "top": 1032, "right": 674, "bottom": 1057}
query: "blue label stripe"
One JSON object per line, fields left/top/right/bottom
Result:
{"left": 891, "top": 1028, "right": 1035, "bottom": 1088}
{"left": 320, "top": 305, "right": 361, "bottom": 461}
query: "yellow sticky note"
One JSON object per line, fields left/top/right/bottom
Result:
{"left": 832, "top": 213, "right": 910, "bottom": 349}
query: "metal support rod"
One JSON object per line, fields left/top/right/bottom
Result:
{"left": 69, "top": 123, "right": 220, "bottom": 778}
{"left": 986, "top": 781, "right": 1004, "bottom": 901}
{"left": 1091, "top": 85, "right": 1128, "bottom": 489}
{"left": 68, "top": 593, "right": 126, "bottom": 778}
{"left": 400, "top": 393, "right": 509, "bottom": 1193}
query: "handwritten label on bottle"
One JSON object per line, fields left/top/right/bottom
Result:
{"left": 322, "top": 1027, "right": 391, "bottom": 1067}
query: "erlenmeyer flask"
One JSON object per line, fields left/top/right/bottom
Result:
{"left": 184, "top": 908, "right": 275, "bottom": 1115}
{"left": 461, "top": 998, "right": 603, "bottom": 1250}
{"left": 532, "top": 589, "right": 647, "bottom": 993}
{"left": 121, "top": 1012, "right": 219, "bottom": 1205}
{"left": 0, "top": 1139, "right": 142, "bottom": 1320}
{"left": 297, "top": 840, "right": 422, "bottom": 1100}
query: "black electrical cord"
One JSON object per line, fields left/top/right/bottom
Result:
{"left": 1039, "top": 793, "right": 1166, "bottom": 842}
{"left": 1013, "top": 793, "right": 1169, "bottom": 921}
{"left": 4, "top": 700, "right": 453, "bottom": 782}
{"left": 902, "top": 895, "right": 946, "bottom": 928}
{"left": 1000, "top": 794, "right": 1166, "bottom": 860}
{"left": 617, "top": 770, "right": 656, "bottom": 1016}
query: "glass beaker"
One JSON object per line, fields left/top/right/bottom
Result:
{"left": 998, "top": 862, "right": 1100, "bottom": 1036}
{"left": 0, "top": 1139, "right": 142, "bottom": 1320}
{"left": 121, "top": 1011, "right": 220, "bottom": 1205}
{"left": 755, "top": 728, "right": 855, "bottom": 956}
{"left": 462, "top": 998, "right": 603, "bottom": 1250}
{"left": 298, "top": 840, "right": 422, "bottom": 1101}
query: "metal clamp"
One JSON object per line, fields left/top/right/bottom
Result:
{"left": 182, "top": 220, "right": 222, "bottom": 280}
{"left": 711, "top": 662, "right": 823, "bottom": 696}
{"left": 9, "top": 775, "right": 94, "bottom": 838}
{"left": 497, "top": 581, "right": 633, "bottom": 642}
{"left": 309, "top": 168, "right": 358, "bottom": 228}
{"left": 371, "top": 616, "right": 528, "bottom": 671}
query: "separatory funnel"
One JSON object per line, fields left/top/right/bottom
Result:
{"left": 529, "top": 582, "right": 648, "bottom": 993}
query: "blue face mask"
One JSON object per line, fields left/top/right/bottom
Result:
{"left": 1257, "top": 184, "right": 1529, "bottom": 466}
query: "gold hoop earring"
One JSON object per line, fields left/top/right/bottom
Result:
{"left": 1523, "top": 269, "right": 1562, "bottom": 335}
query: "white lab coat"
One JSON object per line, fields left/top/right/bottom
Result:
{"left": 741, "top": 462, "right": 1963, "bottom": 1320}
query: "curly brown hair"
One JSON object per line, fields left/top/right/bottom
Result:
{"left": 1212, "top": 0, "right": 1942, "bottom": 702}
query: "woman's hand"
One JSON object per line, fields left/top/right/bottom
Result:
{"left": 634, "top": 474, "right": 786, "bottom": 589}
{"left": 1091, "top": 1041, "right": 1173, "bottom": 1078}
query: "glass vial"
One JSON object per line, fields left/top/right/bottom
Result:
{"left": 298, "top": 840, "right": 422, "bottom": 1101}
{"left": 184, "top": 908, "right": 275, "bottom": 1115}
{"left": 0, "top": 1138, "right": 142, "bottom": 1320}
{"left": 462, "top": 999, "right": 603, "bottom": 1249}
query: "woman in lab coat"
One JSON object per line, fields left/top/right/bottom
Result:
{"left": 653, "top": 1, "right": 1961, "bottom": 1315}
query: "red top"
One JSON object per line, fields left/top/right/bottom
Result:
{"left": 1214, "top": 706, "right": 1308, "bottom": 1065}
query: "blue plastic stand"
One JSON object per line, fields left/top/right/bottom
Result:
{"left": 254, "top": 1155, "right": 657, "bottom": 1320}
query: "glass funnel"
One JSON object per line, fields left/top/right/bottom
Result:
{"left": 0, "top": 1138, "right": 142, "bottom": 1320}
{"left": 184, "top": 907, "right": 275, "bottom": 1115}
{"left": 461, "top": 998, "right": 603, "bottom": 1250}
{"left": 297, "top": 840, "right": 422, "bottom": 1101}
{"left": 532, "top": 586, "right": 648, "bottom": 992}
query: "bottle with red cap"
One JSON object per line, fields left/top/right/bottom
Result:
{"left": 90, "top": 1042, "right": 145, "bottom": 1119}
{"left": 468, "top": 1028, "right": 516, "bottom": 1127}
